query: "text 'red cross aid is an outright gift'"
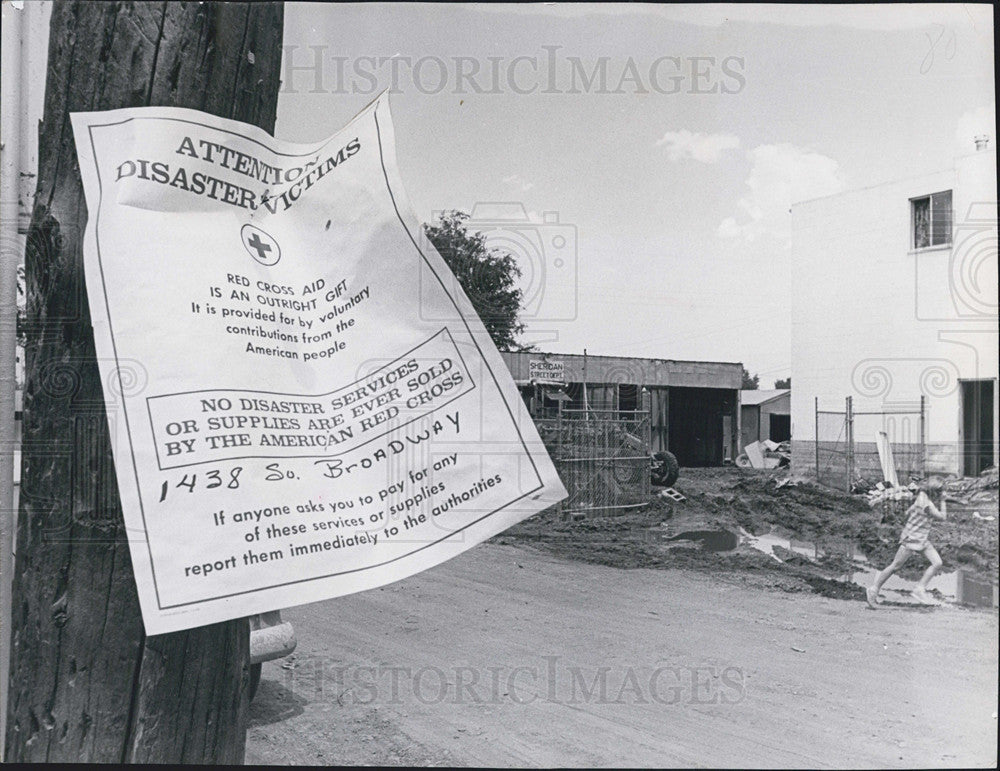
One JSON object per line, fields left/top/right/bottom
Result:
{"left": 71, "top": 95, "right": 566, "bottom": 634}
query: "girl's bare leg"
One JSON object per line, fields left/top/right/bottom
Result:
{"left": 912, "top": 544, "right": 943, "bottom": 603}
{"left": 867, "top": 546, "right": 912, "bottom": 607}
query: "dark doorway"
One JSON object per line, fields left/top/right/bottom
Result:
{"left": 668, "top": 387, "right": 730, "bottom": 466}
{"left": 769, "top": 414, "right": 791, "bottom": 442}
{"left": 962, "top": 380, "right": 995, "bottom": 477}
{"left": 517, "top": 385, "right": 534, "bottom": 414}
{"left": 618, "top": 383, "right": 639, "bottom": 413}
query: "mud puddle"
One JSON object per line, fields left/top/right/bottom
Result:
{"left": 664, "top": 530, "right": 739, "bottom": 552}
{"left": 645, "top": 524, "right": 998, "bottom": 609}
{"left": 741, "top": 527, "right": 998, "bottom": 608}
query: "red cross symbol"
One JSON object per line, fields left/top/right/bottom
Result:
{"left": 241, "top": 224, "right": 281, "bottom": 266}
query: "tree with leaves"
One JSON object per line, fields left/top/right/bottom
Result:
{"left": 741, "top": 367, "right": 759, "bottom": 390}
{"left": 423, "top": 211, "right": 532, "bottom": 351}
{"left": 774, "top": 377, "right": 791, "bottom": 389}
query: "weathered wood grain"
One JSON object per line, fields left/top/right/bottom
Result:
{"left": 6, "top": 1, "right": 283, "bottom": 762}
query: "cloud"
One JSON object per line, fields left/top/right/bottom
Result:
{"left": 502, "top": 174, "right": 535, "bottom": 192}
{"left": 655, "top": 130, "right": 740, "bottom": 163}
{"left": 717, "top": 217, "right": 742, "bottom": 240}
{"left": 954, "top": 103, "right": 996, "bottom": 154}
{"left": 718, "top": 143, "right": 845, "bottom": 243}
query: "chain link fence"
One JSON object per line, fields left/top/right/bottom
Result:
{"left": 815, "top": 396, "right": 926, "bottom": 492}
{"left": 535, "top": 409, "right": 650, "bottom": 516}
{"left": 815, "top": 398, "right": 851, "bottom": 492}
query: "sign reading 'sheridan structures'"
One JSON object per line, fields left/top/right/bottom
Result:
{"left": 72, "top": 96, "right": 566, "bottom": 634}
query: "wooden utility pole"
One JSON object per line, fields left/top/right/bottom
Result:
{"left": 5, "top": 2, "right": 283, "bottom": 762}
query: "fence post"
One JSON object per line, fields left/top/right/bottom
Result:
{"left": 557, "top": 406, "right": 565, "bottom": 520}
{"left": 919, "top": 394, "right": 926, "bottom": 478}
{"left": 641, "top": 392, "right": 651, "bottom": 498}
{"left": 814, "top": 397, "right": 820, "bottom": 482}
{"left": 846, "top": 395, "right": 854, "bottom": 493}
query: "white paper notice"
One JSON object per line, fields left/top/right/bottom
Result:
{"left": 71, "top": 96, "right": 567, "bottom": 634}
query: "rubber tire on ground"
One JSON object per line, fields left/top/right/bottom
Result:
{"left": 652, "top": 451, "right": 679, "bottom": 487}
{"left": 249, "top": 663, "right": 262, "bottom": 701}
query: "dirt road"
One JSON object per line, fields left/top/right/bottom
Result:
{"left": 246, "top": 542, "right": 997, "bottom": 767}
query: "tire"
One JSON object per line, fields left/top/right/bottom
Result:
{"left": 612, "top": 458, "right": 644, "bottom": 486}
{"left": 652, "top": 451, "right": 679, "bottom": 487}
{"left": 249, "top": 663, "right": 262, "bottom": 701}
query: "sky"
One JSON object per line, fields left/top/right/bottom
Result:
{"left": 275, "top": 3, "right": 997, "bottom": 382}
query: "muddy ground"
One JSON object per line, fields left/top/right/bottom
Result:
{"left": 248, "top": 542, "right": 998, "bottom": 767}
{"left": 247, "top": 467, "right": 998, "bottom": 766}
{"left": 493, "top": 467, "right": 999, "bottom": 602}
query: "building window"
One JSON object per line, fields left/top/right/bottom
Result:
{"left": 911, "top": 190, "right": 952, "bottom": 249}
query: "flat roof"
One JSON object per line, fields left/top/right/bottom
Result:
{"left": 501, "top": 351, "right": 743, "bottom": 390}
{"left": 502, "top": 350, "right": 742, "bottom": 368}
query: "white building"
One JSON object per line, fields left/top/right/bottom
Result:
{"left": 791, "top": 141, "right": 998, "bottom": 480}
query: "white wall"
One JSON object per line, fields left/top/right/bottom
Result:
{"left": 791, "top": 149, "right": 998, "bottom": 474}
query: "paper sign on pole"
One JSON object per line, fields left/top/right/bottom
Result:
{"left": 71, "top": 96, "right": 566, "bottom": 634}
